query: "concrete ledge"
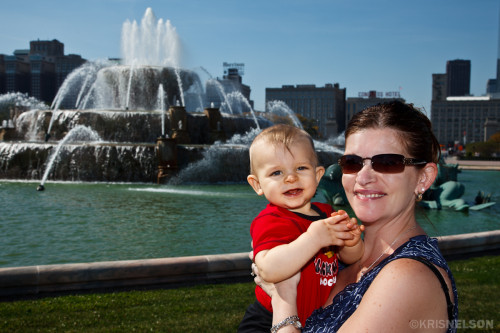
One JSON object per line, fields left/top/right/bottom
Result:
{"left": 444, "top": 157, "right": 500, "bottom": 170}
{"left": 1, "top": 230, "right": 499, "bottom": 299}
{"left": 436, "top": 230, "right": 500, "bottom": 260}
{"left": 0, "top": 252, "right": 252, "bottom": 299}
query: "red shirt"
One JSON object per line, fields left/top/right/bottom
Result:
{"left": 251, "top": 202, "right": 339, "bottom": 325}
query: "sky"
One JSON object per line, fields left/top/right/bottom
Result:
{"left": 1, "top": 0, "right": 499, "bottom": 115}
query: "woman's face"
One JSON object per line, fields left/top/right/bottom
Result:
{"left": 342, "top": 128, "right": 422, "bottom": 225}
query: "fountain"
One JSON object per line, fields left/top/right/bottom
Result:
{"left": 266, "top": 100, "right": 302, "bottom": 129}
{"left": 39, "top": 125, "right": 101, "bottom": 188}
{"left": 0, "top": 8, "right": 341, "bottom": 186}
{"left": 157, "top": 84, "right": 166, "bottom": 137}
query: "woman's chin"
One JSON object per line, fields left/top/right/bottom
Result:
{"left": 351, "top": 211, "right": 380, "bottom": 224}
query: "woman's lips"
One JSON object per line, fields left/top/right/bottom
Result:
{"left": 354, "top": 190, "right": 386, "bottom": 199}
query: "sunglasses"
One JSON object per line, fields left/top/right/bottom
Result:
{"left": 338, "top": 154, "right": 427, "bottom": 174}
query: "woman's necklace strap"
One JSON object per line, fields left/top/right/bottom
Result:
{"left": 358, "top": 225, "right": 417, "bottom": 280}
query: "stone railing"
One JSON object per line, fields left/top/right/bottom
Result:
{"left": 1, "top": 230, "right": 499, "bottom": 299}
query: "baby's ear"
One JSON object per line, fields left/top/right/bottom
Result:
{"left": 315, "top": 165, "right": 325, "bottom": 182}
{"left": 247, "top": 175, "right": 264, "bottom": 195}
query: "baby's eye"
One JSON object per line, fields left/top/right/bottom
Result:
{"left": 297, "top": 166, "right": 309, "bottom": 171}
{"left": 270, "top": 170, "right": 282, "bottom": 177}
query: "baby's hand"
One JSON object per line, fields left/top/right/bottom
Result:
{"left": 330, "top": 210, "right": 364, "bottom": 247}
{"left": 308, "top": 210, "right": 362, "bottom": 248}
{"left": 307, "top": 212, "right": 352, "bottom": 248}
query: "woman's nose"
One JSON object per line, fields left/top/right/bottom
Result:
{"left": 355, "top": 162, "right": 375, "bottom": 185}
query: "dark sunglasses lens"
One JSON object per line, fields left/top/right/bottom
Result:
{"left": 339, "top": 155, "right": 363, "bottom": 174}
{"left": 372, "top": 154, "right": 405, "bottom": 173}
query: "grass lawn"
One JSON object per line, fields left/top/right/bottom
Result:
{"left": 0, "top": 255, "right": 498, "bottom": 332}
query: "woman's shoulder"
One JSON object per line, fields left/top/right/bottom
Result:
{"left": 351, "top": 257, "right": 451, "bottom": 331}
{"left": 396, "top": 235, "right": 447, "bottom": 266}
{"left": 384, "top": 235, "right": 455, "bottom": 306}
{"left": 375, "top": 256, "right": 443, "bottom": 285}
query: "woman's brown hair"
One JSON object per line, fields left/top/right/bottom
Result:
{"left": 345, "top": 101, "right": 441, "bottom": 164}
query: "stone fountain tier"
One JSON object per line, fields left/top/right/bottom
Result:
{"left": 50, "top": 65, "right": 202, "bottom": 111}
{"left": 82, "top": 66, "right": 201, "bottom": 111}
{"left": 0, "top": 141, "right": 338, "bottom": 183}
{"left": 0, "top": 142, "right": 156, "bottom": 182}
{"left": 1, "top": 107, "right": 282, "bottom": 183}
{"left": 13, "top": 109, "right": 270, "bottom": 144}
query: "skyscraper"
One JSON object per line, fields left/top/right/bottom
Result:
{"left": 446, "top": 59, "right": 471, "bottom": 97}
{"left": 486, "top": 9, "right": 500, "bottom": 95}
{"left": 0, "top": 39, "right": 85, "bottom": 105}
{"left": 432, "top": 57, "right": 500, "bottom": 146}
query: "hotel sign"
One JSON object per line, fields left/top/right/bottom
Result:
{"left": 358, "top": 91, "right": 400, "bottom": 98}
{"left": 223, "top": 62, "right": 245, "bottom": 75}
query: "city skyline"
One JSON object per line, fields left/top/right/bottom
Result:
{"left": 1, "top": 0, "right": 499, "bottom": 114}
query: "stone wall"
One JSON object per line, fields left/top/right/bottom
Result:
{"left": 1, "top": 230, "right": 499, "bottom": 300}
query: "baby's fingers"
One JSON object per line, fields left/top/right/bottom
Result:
{"left": 331, "top": 209, "right": 346, "bottom": 216}
{"left": 325, "top": 212, "right": 349, "bottom": 225}
{"left": 345, "top": 217, "right": 359, "bottom": 229}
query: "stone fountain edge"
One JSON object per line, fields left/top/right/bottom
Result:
{"left": 0, "top": 230, "right": 499, "bottom": 300}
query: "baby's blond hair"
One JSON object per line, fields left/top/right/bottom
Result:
{"left": 249, "top": 124, "right": 318, "bottom": 175}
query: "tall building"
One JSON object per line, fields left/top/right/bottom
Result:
{"left": 432, "top": 59, "right": 500, "bottom": 147}
{"left": 446, "top": 59, "right": 471, "bottom": 97}
{"left": 486, "top": 11, "right": 500, "bottom": 95}
{"left": 55, "top": 54, "right": 86, "bottom": 88}
{"left": 4, "top": 50, "right": 30, "bottom": 95}
{"left": 432, "top": 73, "right": 447, "bottom": 102}
{"left": 0, "top": 39, "right": 86, "bottom": 105}
{"left": 265, "top": 83, "right": 345, "bottom": 138}
{"left": 29, "top": 55, "right": 56, "bottom": 104}
{"left": 431, "top": 96, "right": 500, "bottom": 146}
{"left": 30, "top": 39, "right": 64, "bottom": 60}
{"left": 0, "top": 55, "right": 5, "bottom": 94}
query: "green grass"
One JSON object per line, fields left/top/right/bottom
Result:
{"left": 0, "top": 255, "right": 498, "bottom": 332}
{"left": 450, "top": 255, "right": 500, "bottom": 332}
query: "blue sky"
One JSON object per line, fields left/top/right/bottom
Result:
{"left": 1, "top": 0, "right": 499, "bottom": 114}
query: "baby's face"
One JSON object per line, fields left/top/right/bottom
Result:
{"left": 250, "top": 140, "right": 323, "bottom": 215}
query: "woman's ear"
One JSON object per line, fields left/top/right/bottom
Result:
{"left": 247, "top": 174, "right": 264, "bottom": 195}
{"left": 416, "top": 163, "right": 438, "bottom": 192}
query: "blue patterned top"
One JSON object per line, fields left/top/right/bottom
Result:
{"left": 303, "top": 235, "right": 458, "bottom": 333}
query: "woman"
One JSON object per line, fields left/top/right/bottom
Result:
{"left": 257, "top": 101, "right": 458, "bottom": 333}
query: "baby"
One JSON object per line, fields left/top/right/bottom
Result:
{"left": 238, "top": 124, "right": 364, "bottom": 332}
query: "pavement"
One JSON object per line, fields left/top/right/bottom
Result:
{"left": 444, "top": 156, "right": 500, "bottom": 171}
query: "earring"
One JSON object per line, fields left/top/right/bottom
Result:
{"left": 416, "top": 188, "right": 425, "bottom": 202}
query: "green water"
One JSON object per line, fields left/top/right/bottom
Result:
{"left": 0, "top": 169, "right": 498, "bottom": 268}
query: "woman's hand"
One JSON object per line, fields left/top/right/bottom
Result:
{"left": 271, "top": 272, "right": 302, "bottom": 332}
{"left": 251, "top": 258, "right": 300, "bottom": 300}
{"left": 251, "top": 257, "right": 301, "bottom": 332}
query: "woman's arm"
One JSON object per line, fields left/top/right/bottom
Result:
{"left": 338, "top": 259, "right": 451, "bottom": 332}
{"left": 269, "top": 273, "right": 302, "bottom": 333}
{"left": 252, "top": 258, "right": 301, "bottom": 332}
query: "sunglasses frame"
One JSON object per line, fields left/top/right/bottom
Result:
{"left": 338, "top": 153, "right": 427, "bottom": 174}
